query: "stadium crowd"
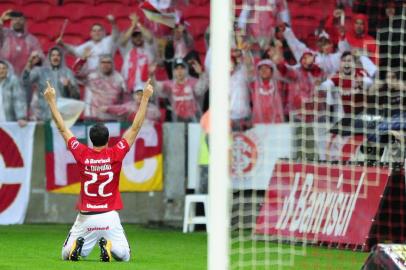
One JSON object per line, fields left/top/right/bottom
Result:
{"left": 0, "top": 0, "right": 405, "bottom": 160}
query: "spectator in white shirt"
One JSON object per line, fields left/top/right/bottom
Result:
{"left": 119, "top": 14, "right": 155, "bottom": 97}
{"left": 57, "top": 15, "right": 119, "bottom": 73}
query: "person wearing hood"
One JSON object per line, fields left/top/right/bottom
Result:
{"left": 152, "top": 57, "right": 208, "bottom": 122}
{"left": 0, "top": 60, "right": 27, "bottom": 126}
{"left": 250, "top": 59, "right": 285, "bottom": 124}
{"left": 341, "top": 13, "right": 378, "bottom": 65}
{"left": 57, "top": 15, "right": 119, "bottom": 73}
{"left": 22, "top": 46, "right": 80, "bottom": 121}
{"left": 119, "top": 13, "right": 155, "bottom": 96}
{"left": 0, "top": 10, "right": 43, "bottom": 76}
{"left": 21, "top": 49, "right": 44, "bottom": 112}
{"left": 76, "top": 54, "right": 127, "bottom": 121}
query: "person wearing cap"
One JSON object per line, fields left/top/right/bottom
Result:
{"left": 0, "top": 9, "right": 43, "bottom": 76}
{"left": 119, "top": 13, "right": 155, "bottom": 95}
{"left": 0, "top": 60, "right": 27, "bottom": 127}
{"left": 100, "top": 84, "right": 161, "bottom": 122}
{"left": 152, "top": 57, "right": 208, "bottom": 122}
{"left": 57, "top": 15, "right": 119, "bottom": 73}
{"left": 164, "top": 20, "right": 200, "bottom": 79}
{"left": 75, "top": 54, "right": 126, "bottom": 121}
{"left": 250, "top": 59, "right": 285, "bottom": 124}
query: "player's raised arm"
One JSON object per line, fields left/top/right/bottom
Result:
{"left": 122, "top": 79, "right": 154, "bottom": 147}
{"left": 43, "top": 81, "right": 74, "bottom": 144}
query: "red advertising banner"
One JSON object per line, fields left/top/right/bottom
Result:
{"left": 255, "top": 160, "right": 391, "bottom": 245}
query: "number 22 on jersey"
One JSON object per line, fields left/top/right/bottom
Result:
{"left": 84, "top": 171, "right": 114, "bottom": 197}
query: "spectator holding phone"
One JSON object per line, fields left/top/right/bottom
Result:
{"left": 0, "top": 10, "right": 43, "bottom": 76}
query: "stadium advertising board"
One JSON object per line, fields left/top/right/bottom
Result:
{"left": 45, "top": 122, "right": 163, "bottom": 193}
{"left": 255, "top": 160, "right": 390, "bottom": 245}
{"left": 0, "top": 123, "right": 36, "bottom": 224}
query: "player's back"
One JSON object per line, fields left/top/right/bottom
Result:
{"left": 67, "top": 137, "right": 130, "bottom": 212}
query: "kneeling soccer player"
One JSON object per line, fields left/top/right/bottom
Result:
{"left": 43, "top": 79, "right": 154, "bottom": 262}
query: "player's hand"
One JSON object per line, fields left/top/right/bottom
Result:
{"left": 44, "top": 81, "right": 56, "bottom": 103}
{"left": 143, "top": 79, "right": 154, "bottom": 99}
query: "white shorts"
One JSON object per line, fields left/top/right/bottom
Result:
{"left": 61, "top": 210, "right": 130, "bottom": 261}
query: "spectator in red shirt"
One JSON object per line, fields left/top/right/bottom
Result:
{"left": 277, "top": 51, "right": 326, "bottom": 123}
{"left": 346, "top": 13, "right": 378, "bottom": 64}
{"left": 250, "top": 59, "right": 284, "bottom": 124}
{"left": 153, "top": 58, "right": 208, "bottom": 122}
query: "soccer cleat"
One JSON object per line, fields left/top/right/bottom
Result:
{"left": 69, "top": 237, "right": 85, "bottom": 261}
{"left": 99, "top": 237, "right": 112, "bottom": 262}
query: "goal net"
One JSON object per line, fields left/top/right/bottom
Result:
{"left": 210, "top": 1, "right": 406, "bottom": 269}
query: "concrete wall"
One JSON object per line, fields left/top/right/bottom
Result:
{"left": 25, "top": 123, "right": 187, "bottom": 226}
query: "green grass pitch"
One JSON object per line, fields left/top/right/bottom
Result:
{"left": 0, "top": 224, "right": 368, "bottom": 270}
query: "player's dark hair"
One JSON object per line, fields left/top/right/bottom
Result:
{"left": 89, "top": 123, "right": 109, "bottom": 147}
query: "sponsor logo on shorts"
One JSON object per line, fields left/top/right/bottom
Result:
{"left": 87, "top": 226, "right": 110, "bottom": 232}
{"left": 86, "top": 203, "right": 108, "bottom": 209}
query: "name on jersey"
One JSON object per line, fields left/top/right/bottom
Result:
{"left": 85, "top": 158, "right": 112, "bottom": 172}
{"left": 86, "top": 164, "right": 112, "bottom": 172}
{"left": 86, "top": 203, "right": 108, "bottom": 209}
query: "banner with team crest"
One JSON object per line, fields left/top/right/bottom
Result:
{"left": 45, "top": 122, "right": 163, "bottom": 193}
